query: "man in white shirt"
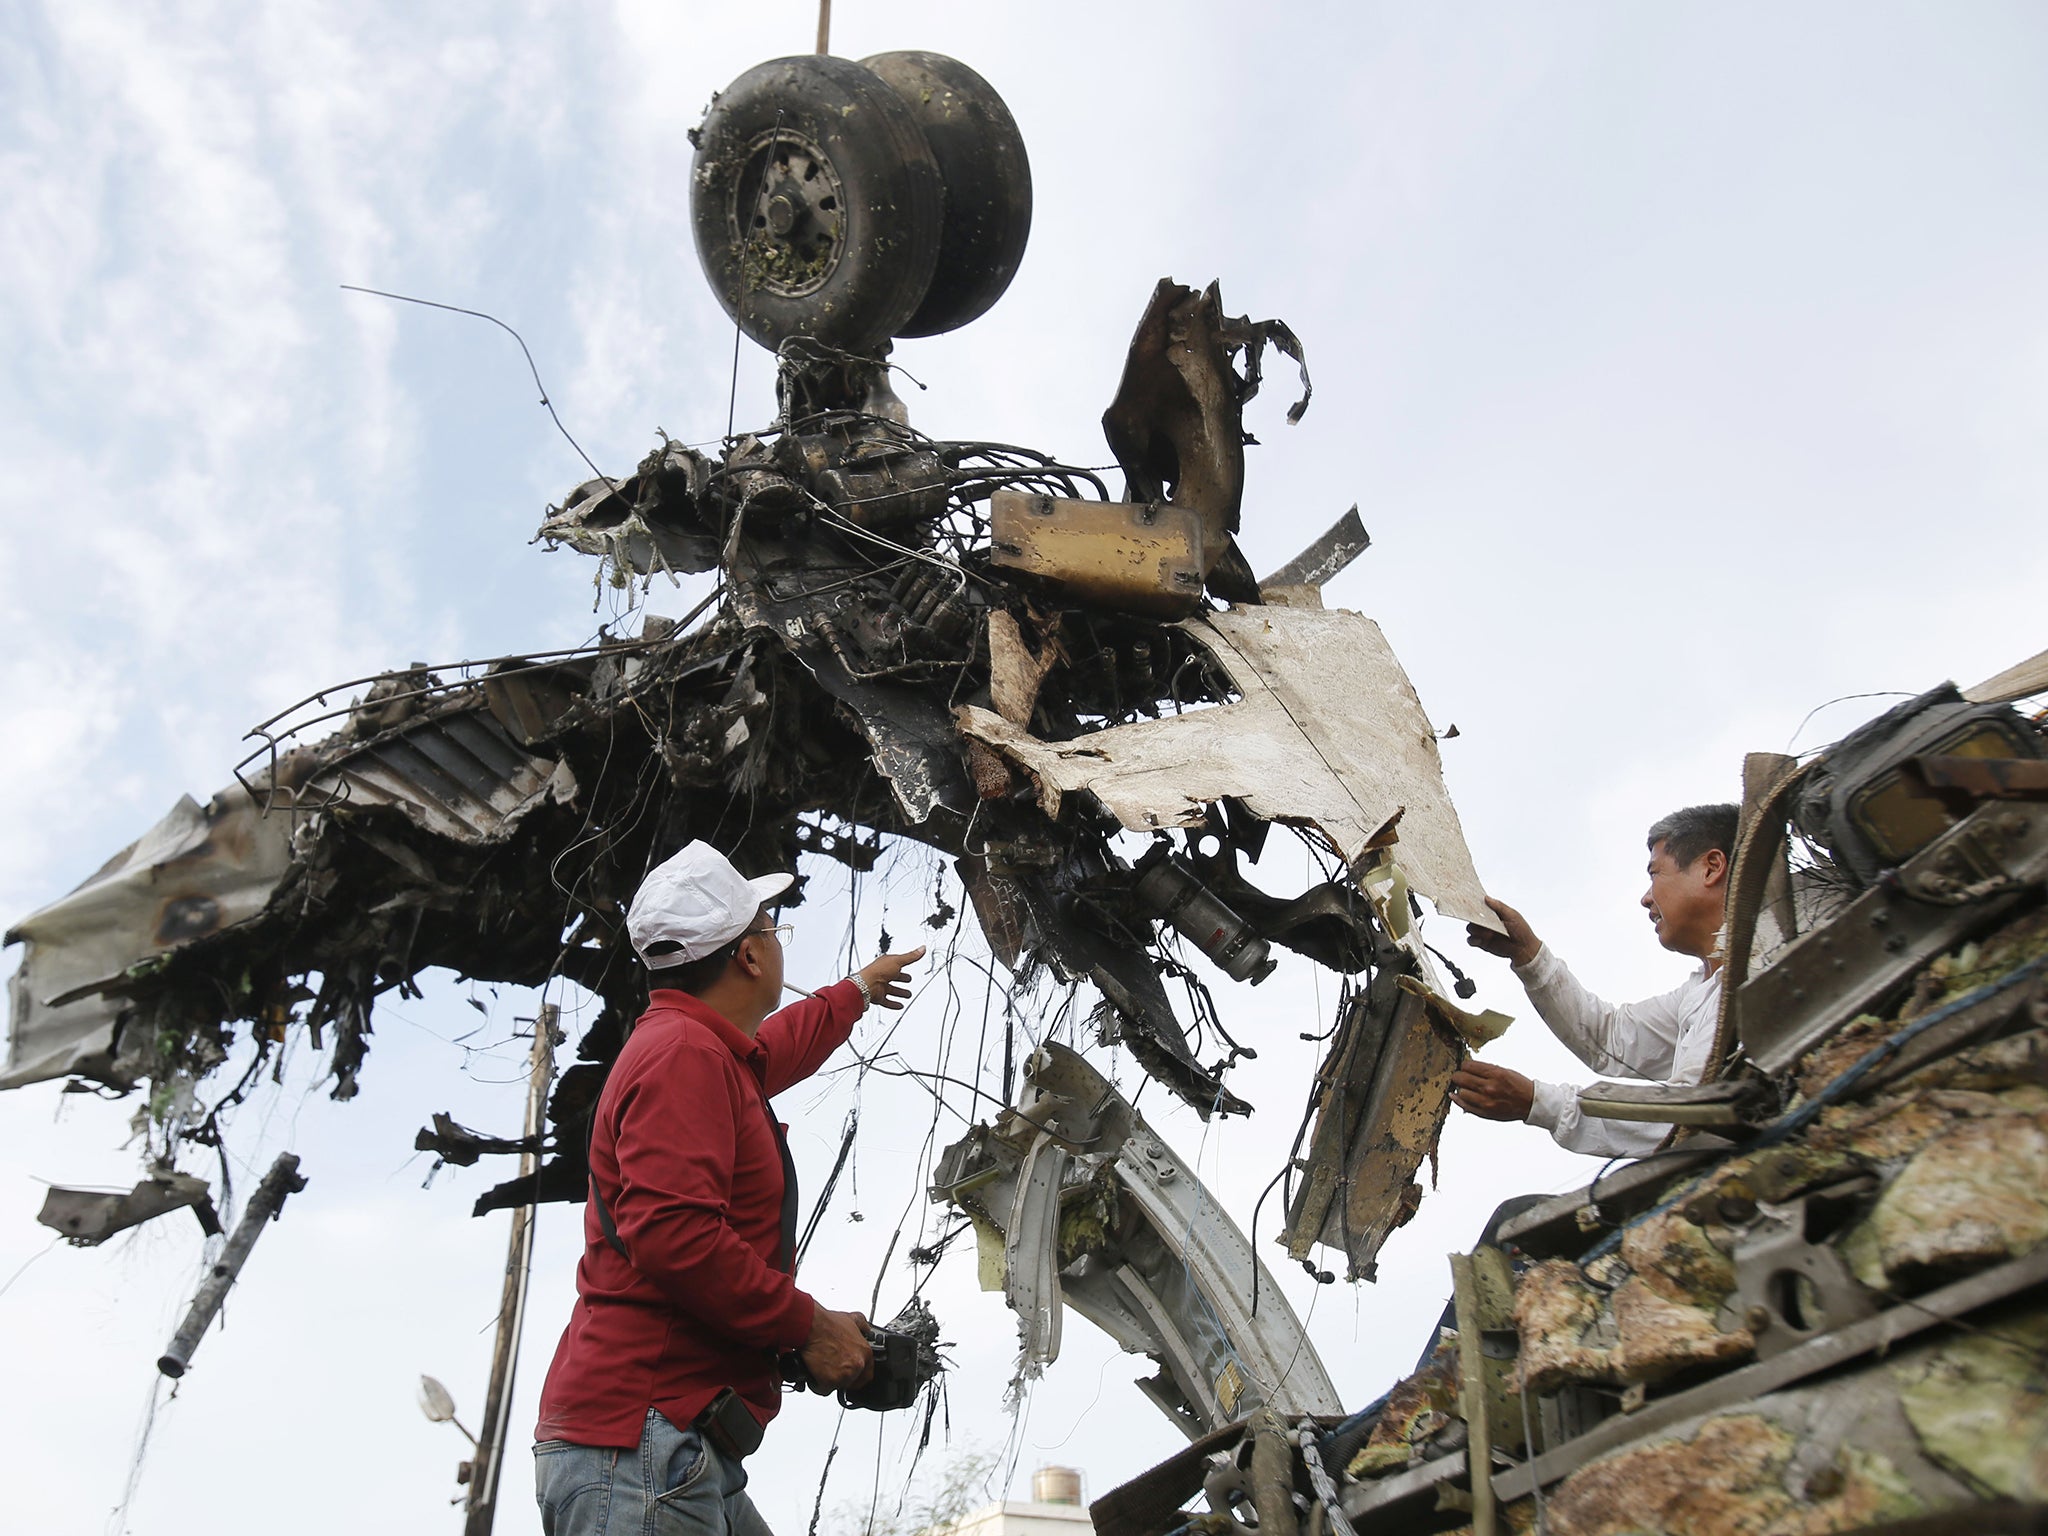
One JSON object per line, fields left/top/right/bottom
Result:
{"left": 1451, "top": 804, "right": 1738, "bottom": 1161}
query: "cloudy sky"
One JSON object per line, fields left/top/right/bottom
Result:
{"left": 3, "top": 3, "right": 2045, "bottom": 1532}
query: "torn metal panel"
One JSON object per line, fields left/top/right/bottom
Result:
{"left": 1258, "top": 505, "right": 1370, "bottom": 605}
{"left": 3, "top": 786, "right": 294, "bottom": 1090}
{"left": 483, "top": 657, "right": 597, "bottom": 747}
{"left": 1100, "top": 279, "right": 1310, "bottom": 602}
{"left": 1005, "top": 1130, "right": 1072, "bottom": 1365}
{"left": 959, "top": 604, "right": 1497, "bottom": 930}
{"left": 931, "top": 1042, "right": 1339, "bottom": 1438}
{"left": 956, "top": 853, "right": 1049, "bottom": 970}
{"left": 302, "top": 710, "right": 578, "bottom": 846}
{"left": 5, "top": 696, "right": 578, "bottom": 1095}
{"left": 535, "top": 439, "right": 725, "bottom": 577}
{"left": 1281, "top": 978, "right": 1466, "bottom": 1281}
{"left": 37, "top": 1169, "right": 221, "bottom": 1245}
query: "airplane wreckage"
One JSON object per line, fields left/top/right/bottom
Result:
{"left": 10, "top": 46, "right": 2048, "bottom": 1536}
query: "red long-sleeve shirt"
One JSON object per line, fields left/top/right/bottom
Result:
{"left": 534, "top": 981, "right": 864, "bottom": 1447}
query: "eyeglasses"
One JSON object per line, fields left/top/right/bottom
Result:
{"left": 748, "top": 923, "right": 795, "bottom": 948}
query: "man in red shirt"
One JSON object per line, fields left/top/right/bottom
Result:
{"left": 534, "top": 840, "right": 924, "bottom": 1536}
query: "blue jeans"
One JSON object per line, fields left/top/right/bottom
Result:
{"left": 534, "top": 1409, "right": 775, "bottom": 1536}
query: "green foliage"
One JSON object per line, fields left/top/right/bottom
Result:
{"left": 824, "top": 1442, "right": 1003, "bottom": 1536}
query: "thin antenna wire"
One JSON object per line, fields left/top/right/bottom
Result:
{"left": 338, "top": 285, "right": 618, "bottom": 496}
{"left": 1783, "top": 690, "right": 1914, "bottom": 754}
{"left": 724, "top": 109, "right": 788, "bottom": 439}
{"left": 726, "top": 301, "right": 746, "bottom": 441}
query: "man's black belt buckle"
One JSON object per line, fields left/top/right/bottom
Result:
{"left": 695, "top": 1387, "right": 764, "bottom": 1461}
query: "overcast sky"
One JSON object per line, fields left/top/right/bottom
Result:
{"left": 3, "top": 4, "right": 2046, "bottom": 1533}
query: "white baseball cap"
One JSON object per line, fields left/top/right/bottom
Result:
{"left": 627, "top": 840, "right": 795, "bottom": 969}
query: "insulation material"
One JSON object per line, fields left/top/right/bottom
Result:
{"left": 1890, "top": 1306, "right": 2048, "bottom": 1501}
{"left": 1345, "top": 1339, "right": 1458, "bottom": 1478}
{"left": 986, "top": 609, "right": 1058, "bottom": 725}
{"left": 1497, "top": 1323, "right": 2025, "bottom": 1533}
{"left": 1846, "top": 1096, "right": 2048, "bottom": 1288}
{"left": 1608, "top": 1275, "right": 1754, "bottom": 1384}
{"left": 1509, "top": 1212, "right": 1753, "bottom": 1395}
{"left": 958, "top": 605, "right": 1496, "bottom": 929}
{"left": 1513, "top": 1259, "right": 1614, "bottom": 1396}
{"left": 1540, "top": 1411, "right": 1921, "bottom": 1536}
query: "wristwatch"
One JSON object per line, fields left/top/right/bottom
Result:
{"left": 849, "top": 972, "right": 874, "bottom": 1007}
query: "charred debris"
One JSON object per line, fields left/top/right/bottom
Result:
{"left": 6, "top": 47, "right": 1513, "bottom": 1466}
{"left": 4, "top": 270, "right": 1500, "bottom": 1402}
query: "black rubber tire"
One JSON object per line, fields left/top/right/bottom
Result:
{"left": 859, "top": 52, "right": 1032, "bottom": 338}
{"left": 691, "top": 55, "right": 943, "bottom": 352}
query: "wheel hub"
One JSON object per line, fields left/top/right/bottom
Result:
{"left": 730, "top": 131, "right": 847, "bottom": 299}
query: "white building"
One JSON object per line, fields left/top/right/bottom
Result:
{"left": 923, "top": 1468, "right": 1093, "bottom": 1536}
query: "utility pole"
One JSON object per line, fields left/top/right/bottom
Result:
{"left": 816, "top": 0, "right": 831, "bottom": 55}
{"left": 462, "top": 1003, "right": 559, "bottom": 1536}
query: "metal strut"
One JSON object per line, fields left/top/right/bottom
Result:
{"left": 158, "top": 1153, "right": 308, "bottom": 1379}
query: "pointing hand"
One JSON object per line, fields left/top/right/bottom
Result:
{"left": 856, "top": 946, "right": 926, "bottom": 1010}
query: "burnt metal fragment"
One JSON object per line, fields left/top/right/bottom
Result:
{"left": 158, "top": 1152, "right": 307, "bottom": 1379}
{"left": 5, "top": 279, "right": 1492, "bottom": 1338}
{"left": 930, "top": 1042, "right": 1339, "bottom": 1437}
{"left": 37, "top": 1169, "right": 221, "bottom": 1246}
{"left": 1259, "top": 506, "right": 1370, "bottom": 597}
{"left": 1101, "top": 279, "right": 1311, "bottom": 604}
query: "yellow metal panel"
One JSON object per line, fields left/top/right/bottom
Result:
{"left": 989, "top": 490, "right": 1206, "bottom": 616}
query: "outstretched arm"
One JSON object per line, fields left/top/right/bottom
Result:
{"left": 1468, "top": 896, "right": 1686, "bottom": 1081}
{"left": 760, "top": 946, "right": 929, "bottom": 1093}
